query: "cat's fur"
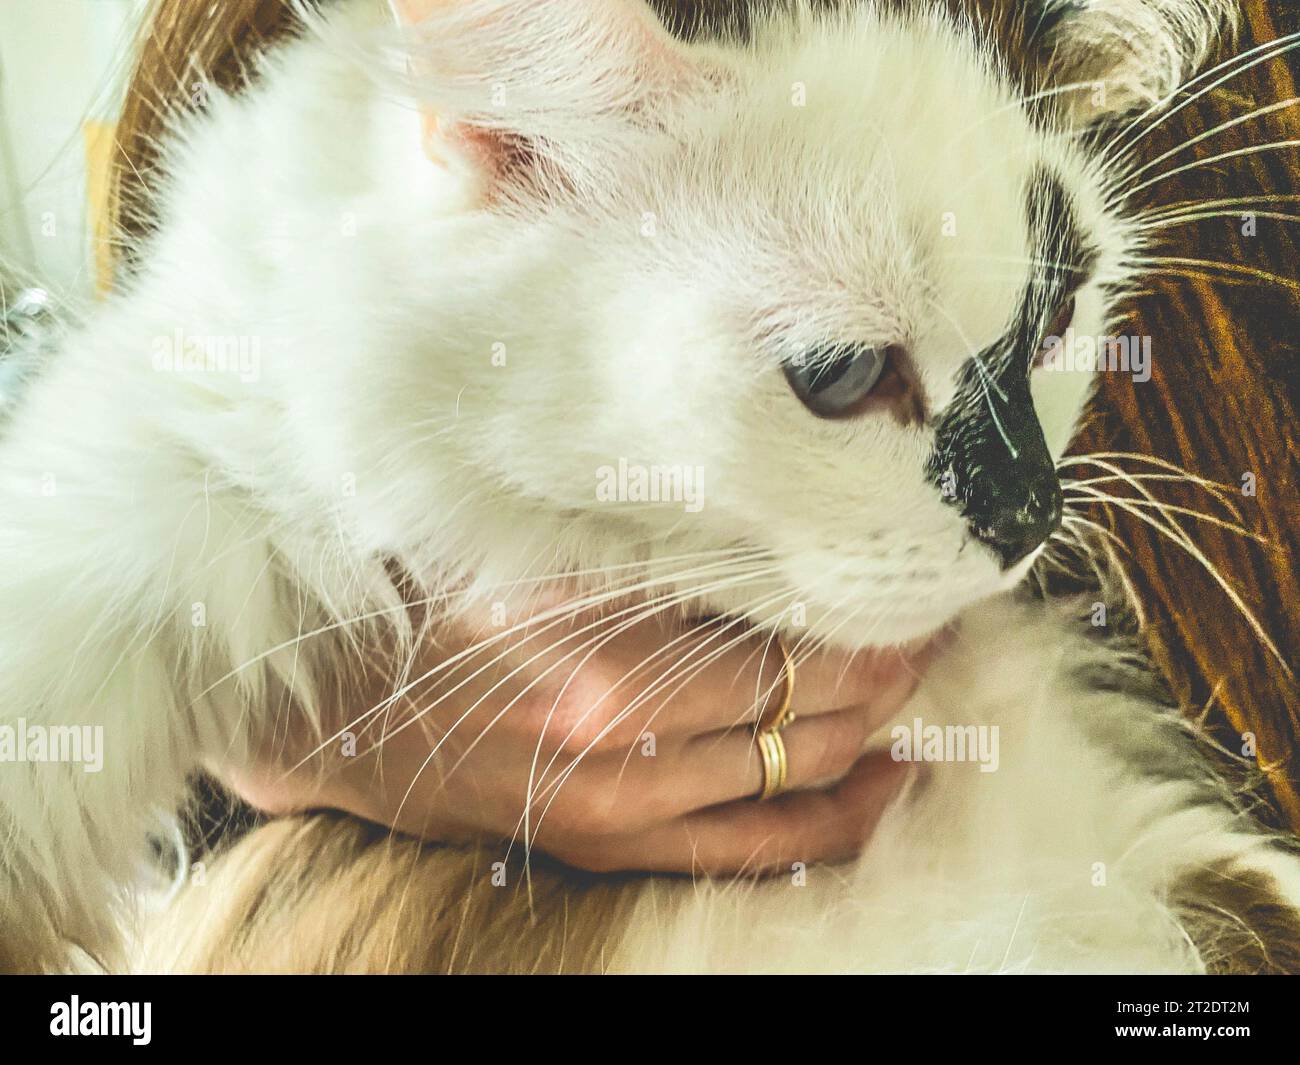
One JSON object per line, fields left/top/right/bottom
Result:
{"left": 2, "top": 0, "right": 1295, "bottom": 973}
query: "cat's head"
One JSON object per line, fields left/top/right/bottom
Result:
{"left": 365, "top": 0, "right": 1226, "bottom": 646}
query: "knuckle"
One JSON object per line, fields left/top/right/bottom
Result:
{"left": 225, "top": 764, "right": 307, "bottom": 818}
{"left": 628, "top": 779, "right": 678, "bottom": 827}
{"left": 546, "top": 783, "right": 626, "bottom": 838}
{"left": 802, "top": 719, "right": 865, "bottom": 783}
{"left": 549, "top": 673, "right": 630, "bottom": 756}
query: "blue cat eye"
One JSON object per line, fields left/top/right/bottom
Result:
{"left": 784, "top": 344, "right": 889, "bottom": 419}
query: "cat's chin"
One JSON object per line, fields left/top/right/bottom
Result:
{"left": 735, "top": 598, "right": 976, "bottom": 652}
{"left": 691, "top": 571, "right": 1011, "bottom": 652}
{"left": 761, "top": 563, "right": 1040, "bottom": 651}
{"left": 842, "top": 555, "right": 1043, "bottom": 648}
{"left": 806, "top": 609, "right": 962, "bottom": 652}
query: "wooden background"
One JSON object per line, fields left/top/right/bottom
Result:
{"left": 1071, "top": 1, "right": 1300, "bottom": 828}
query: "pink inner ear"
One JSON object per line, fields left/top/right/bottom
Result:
{"left": 392, "top": 0, "right": 701, "bottom": 192}
{"left": 415, "top": 111, "right": 535, "bottom": 197}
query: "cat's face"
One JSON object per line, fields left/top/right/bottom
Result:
{"left": 375, "top": 0, "right": 1219, "bottom": 647}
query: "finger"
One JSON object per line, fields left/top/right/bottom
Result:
{"left": 522, "top": 704, "right": 884, "bottom": 836}
{"left": 614, "top": 626, "right": 943, "bottom": 741}
{"left": 673, "top": 686, "right": 923, "bottom": 811}
{"left": 573, "top": 753, "right": 913, "bottom": 876}
{"left": 685, "top": 707, "right": 875, "bottom": 811}
{"left": 783, "top": 632, "right": 948, "bottom": 719}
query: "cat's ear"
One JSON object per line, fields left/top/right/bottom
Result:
{"left": 387, "top": 0, "right": 704, "bottom": 204}
{"left": 1028, "top": 0, "right": 1236, "bottom": 125}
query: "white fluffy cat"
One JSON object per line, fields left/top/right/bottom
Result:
{"left": 2, "top": 0, "right": 1295, "bottom": 973}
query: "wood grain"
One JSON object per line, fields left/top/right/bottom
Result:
{"left": 1071, "top": 1, "right": 1300, "bottom": 827}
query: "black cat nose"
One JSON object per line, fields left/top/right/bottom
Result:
{"left": 968, "top": 477, "right": 1063, "bottom": 569}
{"left": 928, "top": 353, "right": 1066, "bottom": 572}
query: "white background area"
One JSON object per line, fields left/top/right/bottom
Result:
{"left": 0, "top": 0, "right": 147, "bottom": 301}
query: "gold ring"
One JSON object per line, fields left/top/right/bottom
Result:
{"left": 758, "top": 635, "right": 797, "bottom": 732}
{"left": 756, "top": 727, "right": 789, "bottom": 801}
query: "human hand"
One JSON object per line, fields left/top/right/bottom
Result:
{"left": 226, "top": 605, "right": 938, "bottom": 876}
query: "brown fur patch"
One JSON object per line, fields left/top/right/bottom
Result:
{"left": 138, "top": 813, "right": 647, "bottom": 974}
{"left": 1175, "top": 861, "right": 1300, "bottom": 974}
